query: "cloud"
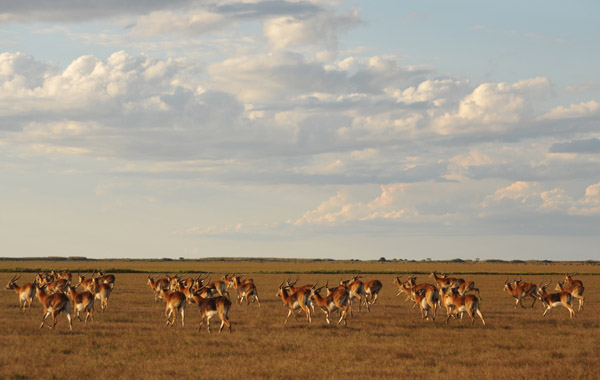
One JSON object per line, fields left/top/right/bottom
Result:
{"left": 541, "top": 100, "right": 600, "bottom": 120}
{"left": 549, "top": 138, "right": 600, "bottom": 154}
{"left": 264, "top": 8, "right": 360, "bottom": 50}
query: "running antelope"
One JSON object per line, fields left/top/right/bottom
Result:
{"left": 556, "top": 280, "right": 584, "bottom": 311}
{"left": 310, "top": 284, "right": 349, "bottom": 325}
{"left": 513, "top": 278, "right": 539, "bottom": 308}
{"left": 503, "top": 278, "right": 537, "bottom": 309}
{"left": 430, "top": 272, "right": 459, "bottom": 290}
{"left": 45, "top": 278, "right": 69, "bottom": 294}
{"left": 205, "top": 279, "right": 230, "bottom": 300}
{"left": 5, "top": 274, "right": 36, "bottom": 311}
{"left": 364, "top": 279, "right": 383, "bottom": 305}
{"left": 92, "top": 281, "right": 113, "bottom": 311}
{"left": 196, "top": 295, "right": 232, "bottom": 333}
{"left": 440, "top": 287, "right": 485, "bottom": 326}
{"left": 36, "top": 284, "right": 72, "bottom": 330}
{"left": 455, "top": 278, "right": 480, "bottom": 298}
{"left": 537, "top": 280, "right": 575, "bottom": 319}
{"left": 67, "top": 286, "right": 94, "bottom": 323}
{"left": 342, "top": 276, "right": 369, "bottom": 314}
{"left": 147, "top": 275, "right": 170, "bottom": 302}
{"left": 77, "top": 273, "right": 95, "bottom": 292}
{"left": 413, "top": 285, "right": 439, "bottom": 321}
{"left": 95, "top": 270, "right": 116, "bottom": 286}
{"left": 230, "top": 275, "right": 260, "bottom": 306}
{"left": 159, "top": 288, "right": 186, "bottom": 327}
{"left": 276, "top": 280, "right": 311, "bottom": 324}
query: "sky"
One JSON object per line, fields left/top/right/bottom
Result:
{"left": 1, "top": 1, "right": 599, "bottom": 261}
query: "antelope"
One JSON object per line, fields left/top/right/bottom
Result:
{"left": 440, "top": 287, "right": 485, "bottom": 325}
{"left": 341, "top": 276, "right": 369, "bottom": 314}
{"left": 205, "top": 279, "right": 230, "bottom": 300}
{"left": 95, "top": 270, "right": 116, "bottom": 286}
{"left": 196, "top": 295, "right": 232, "bottom": 333}
{"left": 513, "top": 278, "right": 539, "bottom": 308}
{"left": 503, "top": 278, "right": 537, "bottom": 309}
{"left": 36, "top": 284, "right": 72, "bottom": 330}
{"left": 430, "top": 272, "right": 459, "bottom": 290}
{"left": 393, "top": 276, "right": 407, "bottom": 298}
{"left": 5, "top": 274, "right": 36, "bottom": 311}
{"left": 67, "top": 286, "right": 94, "bottom": 322}
{"left": 537, "top": 280, "right": 575, "bottom": 318}
{"left": 230, "top": 275, "right": 260, "bottom": 306}
{"left": 310, "top": 284, "right": 349, "bottom": 325}
{"left": 556, "top": 280, "right": 584, "bottom": 311}
{"left": 413, "top": 285, "right": 439, "bottom": 321}
{"left": 284, "top": 277, "right": 316, "bottom": 313}
{"left": 455, "top": 278, "right": 480, "bottom": 298}
{"left": 52, "top": 270, "right": 72, "bottom": 282}
{"left": 147, "top": 275, "right": 170, "bottom": 302}
{"left": 224, "top": 273, "right": 254, "bottom": 291}
{"left": 363, "top": 279, "right": 383, "bottom": 305}
{"left": 565, "top": 274, "right": 583, "bottom": 289}
{"left": 159, "top": 288, "right": 186, "bottom": 327}
{"left": 77, "top": 274, "right": 95, "bottom": 292}
{"left": 45, "top": 278, "right": 69, "bottom": 294}
{"left": 92, "top": 281, "right": 113, "bottom": 311}
{"left": 276, "top": 280, "right": 311, "bottom": 324}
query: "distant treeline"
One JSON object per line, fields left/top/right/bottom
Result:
{"left": 0, "top": 256, "right": 598, "bottom": 265}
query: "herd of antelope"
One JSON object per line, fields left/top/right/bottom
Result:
{"left": 5, "top": 269, "right": 586, "bottom": 332}
{"left": 4, "top": 270, "right": 115, "bottom": 330}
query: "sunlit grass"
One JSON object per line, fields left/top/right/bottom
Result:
{"left": 0, "top": 261, "right": 598, "bottom": 379}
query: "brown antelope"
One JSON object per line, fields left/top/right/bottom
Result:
{"left": 159, "top": 288, "right": 186, "bottom": 327}
{"left": 36, "top": 284, "right": 72, "bottom": 330}
{"left": 224, "top": 273, "right": 254, "bottom": 291}
{"left": 196, "top": 295, "right": 232, "bottom": 333}
{"left": 5, "top": 274, "right": 36, "bottom": 311}
{"left": 503, "top": 278, "right": 537, "bottom": 308}
{"left": 45, "top": 278, "right": 69, "bottom": 294}
{"left": 276, "top": 280, "right": 312, "bottom": 324}
{"left": 205, "top": 279, "right": 230, "bottom": 300}
{"left": 413, "top": 286, "right": 439, "bottom": 321}
{"left": 537, "top": 280, "right": 575, "bottom": 318}
{"left": 440, "top": 287, "right": 485, "bottom": 325}
{"left": 430, "top": 272, "right": 459, "bottom": 290}
{"left": 67, "top": 286, "right": 94, "bottom": 323}
{"left": 363, "top": 279, "right": 383, "bottom": 305}
{"left": 342, "top": 276, "right": 369, "bottom": 314}
{"left": 147, "top": 275, "right": 170, "bottom": 302}
{"left": 565, "top": 274, "right": 583, "bottom": 289}
{"left": 284, "top": 277, "right": 316, "bottom": 313}
{"left": 393, "top": 276, "right": 407, "bottom": 298}
{"left": 77, "top": 273, "right": 95, "bottom": 292}
{"left": 92, "top": 281, "right": 113, "bottom": 311}
{"left": 556, "top": 280, "right": 584, "bottom": 311}
{"left": 310, "top": 284, "right": 349, "bottom": 325}
{"left": 52, "top": 270, "right": 72, "bottom": 282}
{"left": 513, "top": 278, "right": 539, "bottom": 308}
{"left": 95, "top": 270, "right": 116, "bottom": 286}
{"left": 230, "top": 275, "right": 260, "bottom": 306}
{"left": 455, "top": 278, "right": 480, "bottom": 298}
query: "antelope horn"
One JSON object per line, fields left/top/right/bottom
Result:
{"left": 279, "top": 280, "right": 285, "bottom": 289}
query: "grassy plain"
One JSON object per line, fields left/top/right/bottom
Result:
{"left": 0, "top": 260, "right": 598, "bottom": 380}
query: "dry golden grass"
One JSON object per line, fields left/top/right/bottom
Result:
{"left": 1, "top": 261, "right": 598, "bottom": 380}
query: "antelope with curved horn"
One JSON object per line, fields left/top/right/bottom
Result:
{"left": 503, "top": 278, "right": 537, "bottom": 308}
{"left": 310, "top": 282, "right": 349, "bottom": 325}
{"left": 36, "top": 284, "right": 72, "bottom": 330}
{"left": 440, "top": 287, "right": 485, "bottom": 325}
{"left": 5, "top": 274, "right": 36, "bottom": 311}
{"left": 537, "top": 280, "right": 575, "bottom": 319}
{"left": 276, "top": 280, "right": 311, "bottom": 324}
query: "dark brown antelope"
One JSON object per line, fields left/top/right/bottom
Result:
{"left": 36, "top": 284, "right": 72, "bottom": 330}
{"left": 537, "top": 280, "right": 575, "bottom": 319}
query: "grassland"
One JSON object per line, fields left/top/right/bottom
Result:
{"left": 1, "top": 260, "right": 598, "bottom": 380}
